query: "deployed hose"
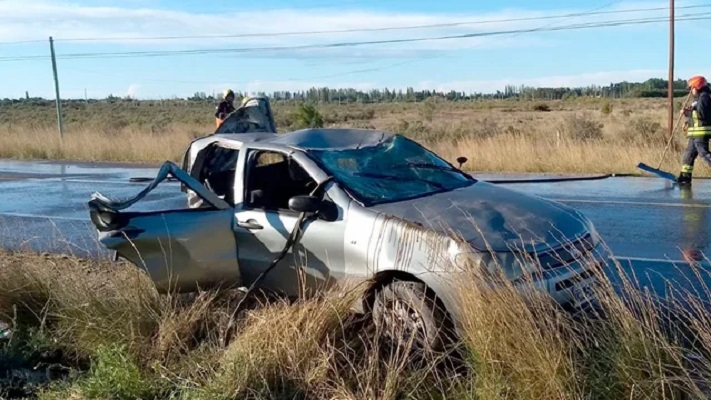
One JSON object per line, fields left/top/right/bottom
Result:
{"left": 129, "top": 177, "right": 178, "bottom": 183}
{"left": 484, "top": 173, "right": 636, "bottom": 184}
{"left": 223, "top": 177, "right": 335, "bottom": 345}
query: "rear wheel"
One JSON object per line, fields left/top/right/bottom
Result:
{"left": 371, "top": 281, "right": 454, "bottom": 354}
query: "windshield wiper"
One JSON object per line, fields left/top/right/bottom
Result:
{"left": 353, "top": 172, "right": 446, "bottom": 190}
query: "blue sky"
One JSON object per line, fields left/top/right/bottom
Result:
{"left": 1, "top": 0, "right": 710, "bottom": 99}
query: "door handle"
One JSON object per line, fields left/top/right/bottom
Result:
{"left": 237, "top": 219, "right": 263, "bottom": 230}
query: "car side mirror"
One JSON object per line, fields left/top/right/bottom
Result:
{"left": 456, "top": 156, "right": 468, "bottom": 168}
{"left": 288, "top": 195, "right": 322, "bottom": 214}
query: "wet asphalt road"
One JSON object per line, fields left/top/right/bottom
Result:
{"left": 1, "top": 159, "right": 710, "bottom": 302}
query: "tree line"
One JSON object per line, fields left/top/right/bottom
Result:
{"left": 2, "top": 78, "right": 691, "bottom": 105}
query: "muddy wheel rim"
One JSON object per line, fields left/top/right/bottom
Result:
{"left": 381, "top": 298, "right": 428, "bottom": 348}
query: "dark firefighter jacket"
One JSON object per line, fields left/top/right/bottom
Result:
{"left": 687, "top": 87, "right": 711, "bottom": 137}
{"left": 214, "top": 100, "right": 236, "bottom": 127}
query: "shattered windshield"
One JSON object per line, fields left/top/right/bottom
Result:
{"left": 309, "top": 135, "right": 474, "bottom": 205}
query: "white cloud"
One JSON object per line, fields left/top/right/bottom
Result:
{"left": 0, "top": 0, "right": 684, "bottom": 58}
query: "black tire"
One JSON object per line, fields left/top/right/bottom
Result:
{"left": 371, "top": 281, "right": 453, "bottom": 354}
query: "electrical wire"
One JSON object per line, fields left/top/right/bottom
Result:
{"left": 0, "top": 13, "right": 705, "bottom": 63}
{"left": 297, "top": 0, "right": 628, "bottom": 85}
{"left": 0, "top": 3, "right": 707, "bottom": 45}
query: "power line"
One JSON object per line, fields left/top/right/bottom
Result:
{"left": 1, "top": 3, "right": 708, "bottom": 45}
{"left": 3, "top": 2, "right": 627, "bottom": 88}
{"left": 41, "top": 4, "right": 710, "bottom": 42}
{"left": 1, "top": 13, "right": 707, "bottom": 63}
{"left": 294, "top": 1, "right": 628, "bottom": 82}
{"left": 120, "top": 1, "right": 634, "bottom": 90}
{"left": 0, "top": 39, "right": 46, "bottom": 46}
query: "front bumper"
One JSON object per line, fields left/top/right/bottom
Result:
{"left": 523, "top": 242, "right": 610, "bottom": 310}
{"left": 410, "top": 236, "right": 610, "bottom": 335}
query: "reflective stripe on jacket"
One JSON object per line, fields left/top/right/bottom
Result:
{"left": 687, "top": 89, "right": 711, "bottom": 137}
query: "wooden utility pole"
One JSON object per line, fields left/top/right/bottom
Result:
{"left": 49, "top": 36, "right": 64, "bottom": 145}
{"left": 668, "top": 0, "right": 675, "bottom": 140}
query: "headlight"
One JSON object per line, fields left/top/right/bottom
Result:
{"left": 491, "top": 252, "right": 528, "bottom": 282}
{"left": 453, "top": 251, "right": 532, "bottom": 282}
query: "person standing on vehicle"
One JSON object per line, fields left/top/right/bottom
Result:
{"left": 215, "top": 89, "right": 236, "bottom": 127}
{"left": 678, "top": 75, "right": 711, "bottom": 185}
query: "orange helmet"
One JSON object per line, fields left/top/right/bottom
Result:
{"left": 688, "top": 75, "right": 708, "bottom": 90}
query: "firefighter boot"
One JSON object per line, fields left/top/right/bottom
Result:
{"left": 677, "top": 171, "right": 692, "bottom": 185}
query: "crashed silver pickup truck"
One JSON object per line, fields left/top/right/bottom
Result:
{"left": 87, "top": 97, "right": 605, "bottom": 350}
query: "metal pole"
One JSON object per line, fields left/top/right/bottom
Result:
{"left": 668, "top": 0, "right": 675, "bottom": 140}
{"left": 49, "top": 36, "right": 64, "bottom": 145}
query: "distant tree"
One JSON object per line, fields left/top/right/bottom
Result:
{"left": 292, "top": 103, "right": 324, "bottom": 129}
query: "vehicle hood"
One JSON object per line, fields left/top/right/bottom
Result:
{"left": 369, "top": 181, "right": 591, "bottom": 253}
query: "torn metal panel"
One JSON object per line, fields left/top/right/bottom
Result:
{"left": 215, "top": 96, "right": 277, "bottom": 134}
{"left": 269, "top": 128, "right": 393, "bottom": 151}
{"left": 90, "top": 161, "right": 230, "bottom": 212}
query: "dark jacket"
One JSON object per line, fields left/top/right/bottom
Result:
{"left": 687, "top": 87, "right": 711, "bottom": 137}
{"left": 215, "top": 100, "right": 236, "bottom": 120}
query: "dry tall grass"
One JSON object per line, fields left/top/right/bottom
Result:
{"left": 2, "top": 97, "right": 707, "bottom": 175}
{"left": 1, "top": 240, "right": 711, "bottom": 399}
{"left": 428, "top": 135, "right": 689, "bottom": 175}
{"left": 0, "top": 127, "right": 690, "bottom": 175}
{"left": 0, "top": 127, "right": 194, "bottom": 163}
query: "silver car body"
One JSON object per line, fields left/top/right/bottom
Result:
{"left": 89, "top": 127, "right": 605, "bottom": 324}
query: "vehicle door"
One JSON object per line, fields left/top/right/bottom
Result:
{"left": 92, "top": 159, "right": 241, "bottom": 294}
{"left": 233, "top": 148, "right": 347, "bottom": 298}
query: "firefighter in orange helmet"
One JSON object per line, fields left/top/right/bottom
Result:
{"left": 678, "top": 75, "right": 711, "bottom": 185}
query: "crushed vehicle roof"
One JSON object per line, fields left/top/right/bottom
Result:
{"left": 200, "top": 128, "right": 396, "bottom": 151}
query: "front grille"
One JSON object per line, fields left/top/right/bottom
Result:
{"left": 555, "top": 269, "right": 595, "bottom": 291}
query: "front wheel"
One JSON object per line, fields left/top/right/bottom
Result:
{"left": 371, "top": 281, "right": 454, "bottom": 354}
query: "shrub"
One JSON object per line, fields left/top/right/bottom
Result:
{"left": 532, "top": 103, "right": 551, "bottom": 112}
{"left": 420, "top": 99, "right": 436, "bottom": 121}
{"left": 342, "top": 108, "right": 375, "bottom": 122}
{"left": 601, "top": 102, "right": 613, "bottom": 115}
{"left": 471, "top": 117, "right": 501, "bottom": 138}
{"left": 322, "top": 108, "right": 376, "bottom": 125}
{"left": 78, "top": 344, "right": 165, "bottom": 400}
{"left": 618, "top": 117, "right": 665, "bottom": 144}
{"left": 504, "top": 125, "right": 521, "bottom": 136}
{"left": 272, "top": 107, "right": 295, "bottom": 129}
{"left": 563, "top": 113, "right": 604, "bottom": 140}
{"left": 291, "top": 104, "right": 324, "bottom": 129}
{"left": 393, "top": 119, "right": 428, "bottom": 139}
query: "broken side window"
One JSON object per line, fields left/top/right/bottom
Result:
{"left": 244, "top": 150, "right": 317, "bottom": 212}
{"left": 190, "top": 144, "right": 240, "bottom": 205}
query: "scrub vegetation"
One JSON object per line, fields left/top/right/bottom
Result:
{"left": 0, "top": 96, "right": 704, "bottom": 176}
{"left": 1, "top": 241, "right": 711, "bottom": 399}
